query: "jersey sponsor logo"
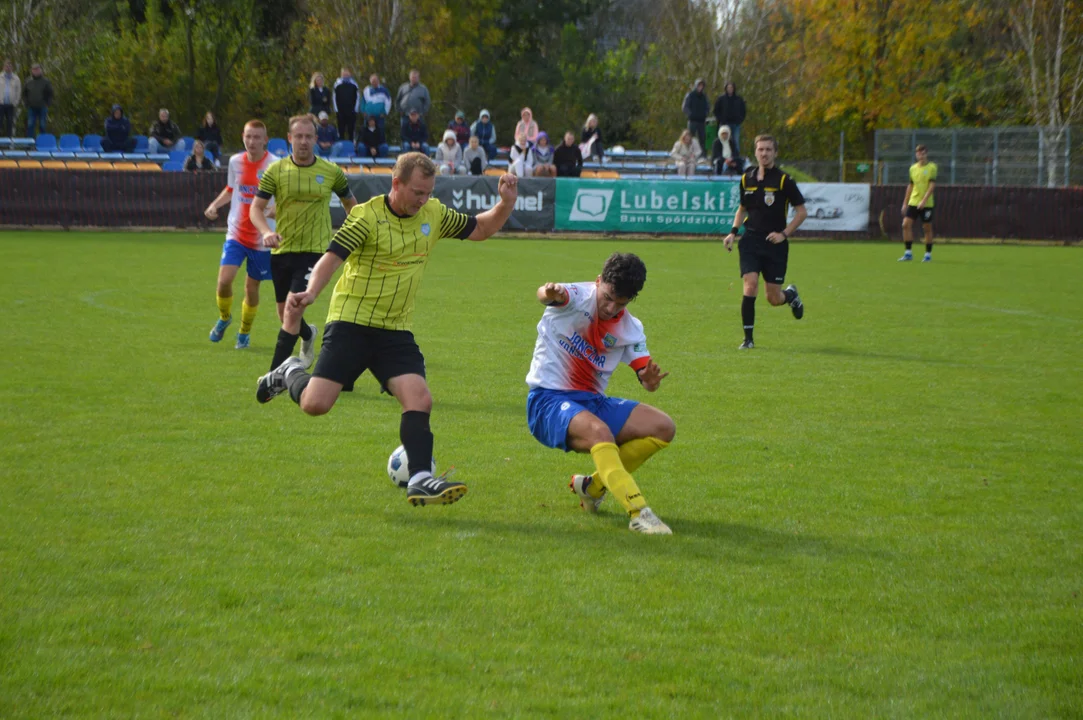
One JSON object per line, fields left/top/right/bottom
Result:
{"left": 560, "top": 402, "right": 571, "bottom": 411}
{"left": 315, "top": 175, "right": 325, "bottom": 184}
{"left": 420, "top": 223, "right": 431, "bottom": 236}
{"left": 602, "top": 332, "right": 617, "bottom": 348}
{"left": 764, "top": 190, "right": 775, "bottom": 206}
{"left": 568, "top": 189, "right": 614, "bottom": 221}
{"left": 558, "top": 332, "right": 606, "bottom": 369}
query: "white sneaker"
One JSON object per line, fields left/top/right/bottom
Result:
{"left": 629, "top": 507, "right": 672, "bottom": 535}
{"left": 569, "top": 474, "right": 606, "bottom": 513}
{"left": 299, "top": 322, "right": 318, "bottom": 369}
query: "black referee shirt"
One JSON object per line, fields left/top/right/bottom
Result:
{"left": 739, "top": 166, "right": 805, "bottom": 234}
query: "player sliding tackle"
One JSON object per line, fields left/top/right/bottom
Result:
{"left": 257, "top": 152, "right": 519, "bottom": 507}
{"left": 527, "top": 253, "right": 676, "bottom": 534}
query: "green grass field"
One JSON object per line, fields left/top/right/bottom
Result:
{"left": 1, "top": 231, "right": 1080, "bottom": 718}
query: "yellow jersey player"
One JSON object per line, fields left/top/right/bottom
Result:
{"left": 256, "top": 153, "right": 520, "bottom": 507}
{"left": 900, "top": 144, "right": 937, "bottom": 262}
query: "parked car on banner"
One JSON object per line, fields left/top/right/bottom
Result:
{"left": 803, "top": 196, "right": 843, "bottom": 219}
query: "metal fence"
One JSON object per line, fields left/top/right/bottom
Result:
{"left": 874, "top": 127, "right": 1080, "bottom": 187}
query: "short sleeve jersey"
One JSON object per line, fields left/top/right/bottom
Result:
{"left": 325, "top": 195, "right": 476, "bottom": 330}
{"left": 525, "top": 282, "right": 652, "bottom": 394}
{"left": 908, "top": 162, "right": 938, "bottom": 208}
{"left": 255, "top": 155, "right": 352, "bottom": 255}
{"left": 226, "top": 151, "right": 278, "bottom": 249}
{"left": 740, "top": 166, "right": 805, "bottom": 234}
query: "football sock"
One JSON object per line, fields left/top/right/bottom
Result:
{"left": 285, "top": 366, "right": 311, "bottom": 404}
{"left": 298, "top": 318, "right": 313, "bottom": 342}
{"left": 783, "top": 286, "right": 797, "bottom": 305}
{"left": 590, "top": 442, "right": 647, "bottom": 516}
{"left": 240, "top": 301, "right": 258, "bottom": 334}
{"left": 925, "top": 243, "right": 933, "bottom": 253}
{"left": 401, "top": 411, "right": 435, "bottom": 480}
{"left": 904, "top": 241, "right": 913, "bottom": 251}
{"left": 269, "top": 328, "right": 300, "bottom": 372}
{"left": 216, "top": 294, "right": 232, "bottom": 322}
{"left": 742, "top": 295, "right": 756, "bottom": 343}
{"left": 589, "top": 437, "right": 669, "bottom": 495}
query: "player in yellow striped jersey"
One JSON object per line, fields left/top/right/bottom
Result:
{"left": 257, "top": 152, "right": 520, "bottom": 506}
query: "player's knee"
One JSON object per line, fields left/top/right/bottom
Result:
{"left": 299, "top": 394, "right": 333, "bottom": 416}
{"left": 216, "top": 281, "right": 232, "bottom": 296}
{"left": 654, "top": 413, "right": 676, "bottom": 443}
{"left": 401, "top": 389, "right": 433, "bottom": 413}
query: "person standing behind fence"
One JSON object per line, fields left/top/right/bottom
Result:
{"left": 362, "top": 73, "right": 391, "bottom": 133}
{"left": 23, "top": 63, "right": 52, "bottom": 139}
{"left": 396, "top": 69, "right": 431, "bottom": 143}
{"left": 713, "top": 82, "right": 746, "bottom": 155}
{"left": 333, "top": 68, "right": 360, "bottom": 143}
{"left": 309, "top": 72, "right": 331, "bottom": 117}
{"left": 899, "top": 145, "right": 938, "bottom": 262}
{"left": 682, "top": 78, "right": 708, "bottom": 154}
{"left": 1, "top": 60, "right": 20, "bottom": 138}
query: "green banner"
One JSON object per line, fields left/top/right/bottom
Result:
{"left": 555, "top": 178, "right": 741, "bottom": 234}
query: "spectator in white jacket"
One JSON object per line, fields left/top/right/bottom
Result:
{"left": 1, "top": 60, "right": 20, "bottom": 138}
{"left": 509, "top": 132, "right": 534, "bottom": 178}
{"left": 435, "top": 129, "right": 466, "bottom": 175}
{"left": 670, "top": 129, "right": 703, "bottom": 177}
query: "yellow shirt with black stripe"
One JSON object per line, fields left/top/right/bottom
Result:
{"left": 908, "top": 162, "right": 937, "bottom": 208}
{"left": 256, "top": 156, "right": 353, "bottom": 254}
{"left": 325, "top": 195, "right": 477, "bottom": 330}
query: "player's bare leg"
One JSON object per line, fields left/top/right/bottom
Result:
{"left": 900, "top": 216, "right": 915, "bottom": 261}
{"left": 210, "top": 264, "right": 240, "bottom": 342}
{"left": 768, "top": 281, "right": 803, "bottom": 320}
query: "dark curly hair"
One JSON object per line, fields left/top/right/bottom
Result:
{"left": 601, "top": 252, "right": 647, "bottom": 299}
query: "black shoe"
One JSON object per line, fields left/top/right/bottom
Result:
{"left": 407, "top": 470, "right": 467, "bottom": 507}
{"left": 256, "top": 356, "right": 304, "bottom": 404}
{"left": 738, "top": 339, "right": 755, "bottom": 350}
{"left": 785, "top": 284, "right": 804, "bottom": 319}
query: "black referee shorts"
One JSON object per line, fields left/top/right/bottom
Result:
{"left": 313, "top": 321, "right": 426, "bottom": 392}
{"left": 905, "top": 205, "right": 934, "bottom": 224}
{"left": 270, "top": 252, "right": 323, "bottom": 304}
{"left": 738, "top": 232, "right": 789, "bottom": 285}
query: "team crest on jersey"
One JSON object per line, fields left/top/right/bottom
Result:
{"left": 603, "top": 333, "right": 617, "bottom": 348}
{"left": 256, "top": 170, "right": 265, "bottom": 179}
{"left": 315, "top": 175, "right": 324, "bottom": 184}
{"left": 420, "top": 223, "right": 431, "bottom": 236}
{"left": 764, "top": 190, "right": 775, "bottom": 206}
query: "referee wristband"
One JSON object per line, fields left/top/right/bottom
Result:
{"left": 730, "top": 226, "right": 739, "bottom": 235}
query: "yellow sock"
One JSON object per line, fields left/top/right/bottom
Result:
{"left": 216, "top": 294, "right": 233, "bottom": 322}
{"left": 589, "top": 442, "right": 647, "bottom": 516}
{"left": 240, "top": 301, "right": 258, "bottom": 334}
{"left": 588, "top": 437, "right": 669, "bottom": 496}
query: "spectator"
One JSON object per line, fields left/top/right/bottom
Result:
{"left": 554, "top": 131, "right": 583, "bottom": 177}
{"left": 357, "top": 114, "right": 388, "bottom": 158}
{"left": 580, "top": 113, "right": 604, "bottom": 162}
{"left": 509, "top": 132, "right": 534, "bottom": 177}
{"left": 713, "top": 81, "right": 746, "bottom": 155}
{"left": 682, "top": 77, "right": 709, "bottom": 153}
{"left": 101, "top": 104, "right": 135, "bottom": 152}
{"left": 396, "top": 69, "right": 431, "bottom": 141}
{"left": 531, "top": 131, "right": 556, "bottom": 177}
{"left": 309, "top": 72, "right": 332, "bottom": 116}
{"left": 515, "top": 107, "right": 539, "bottom": 144}
{"left": 401, "top": 109, "right": 430, "bottom": 155}
{"left": 463, "top": 136, "right": 488, "bottom": 176}
{"left": 435, "top": 129, "right": 466, "bottom": 175}
{"left": 22, "top": 63, "right": 52, "bottom": 139}
{"left": 670, "top": 129, "right": 702, "bottom": 177}
{"left": 198, "top": 111, "right": 223, "bottom": 161}
{"left": 1, "top": 60, "right": 20, "bottom": 138}
{"left": 333, "top": 67, "right": 360, "bottom": 142}
{"left": 316, "top": 111, "right": 339, "bottom": 157}
{"left": 448, "top": 110, "right": 471, "bottom": 148}
{"left": 470, "top": 108, "right": 497, "bottom": 160}
{"left": 185, "top": 139, "right": 215, "bottom": 171}
{"left": 362, "top": 73, "right": 391, "bottom": 133}
{"left": 148, "top": 108, "right": 185, "bottom": 154}
{"left": 711, "top": 124, "right": 742, "bottom": 175}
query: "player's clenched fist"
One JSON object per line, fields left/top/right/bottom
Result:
{"left": 538, "top": 282, "right": 567, "bottom": 306}
{"left": 498, "top": 173, "right": 519, "bottom": 203}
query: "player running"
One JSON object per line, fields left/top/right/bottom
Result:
{"left": 256, "top": 153, "right": 519, "bottom": 507}
{"left": 900, "top": 144, "right": 937, "bottom": 262}
{"left": 204, "top": 120, "right": 277, "bottom": 349}
{"left": 526, "top": 253, "right": 676, "bottom": 535}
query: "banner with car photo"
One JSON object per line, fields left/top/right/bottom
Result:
{"left": 790, "top": 183, "right": 871, "bottom": 232}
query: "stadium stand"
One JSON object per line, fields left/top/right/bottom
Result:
{"left": 330, "top": 140, "right": 353, "bottom": 157}
{"left": 35, "top": 134, "right": 58, "bottom": 151}
{"left": 42, "top": 160, "right": 68, "bottom": 170}
{"left": 18, "top": 159, "right": 42, "bottom": 169}
{"left": 162, "top": 161, "right": 184, "bottom": 172}
{"left": 112, "top": 162, "right": 138, "bottom": 171}
{"left": 82, "top": 135, "right": 103, "bottom": 152}
{"left": 268, "top": 138, "right": 288, "bottom": 156}
{"left": 65, "top": 161, "right": 90, "bottom": 169}
{"left": 89, "top": 161, "right": 115, "bottom": 170}
{"left": 133, "top": 136, "right": 149, "bottom": 152}
{"left": 136, "top": 163, "right": 162, "bottom": 171}
{"left": 0, "top": 160, "right": 18, "bottom": 169}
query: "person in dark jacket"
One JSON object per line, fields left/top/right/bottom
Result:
{"left": 713, "top": 82, "right": 747, "bottom": 155}
{"left": 401, "top": 109, "right": 430, "bottom": 155}
{"left": 316, "top": 111, "right": 339, "bottom": 157}
{"left": 22, "top": 63, "right": 53, "bottom": 138}
{"left": 470, "top": 109, "right": 497, "bottom": 159}
{"left": 309, "top": 72, "right": 332, "bottom": 116}
{"left": 580, "top": 113, "right": 604, "bottom": 161}
{"left": 448, "top": 110, "right": 471, "bottom": 149}
{"left": 682, "top": 78, "right": 709, "bottom": 153}
{"left": 357, "top": 114, "right": 388, "bottom": 158}
{"left": 185, "top": 139, "right": 215, "bottom": 171}
{"left": 554, "top": 131, "right": 583, "bottom": 177}
{"left": 101, "top": 104, "right": 136, "bottom": 152}
{"left": 148, "top": 108, "right": 184, "bottom": 154}
{"left": 198, "top": 111, "right": 223, "bottom": 160}
{"left": 333, "top": 67, "right": 360, "bottom": 142}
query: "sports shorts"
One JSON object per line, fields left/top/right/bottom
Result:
{"left": 738, "top": 231, "right": 789, "bottom": 285}
{"left": 220, "top": 238, "right": 272, "bottom": 281}
{"left": 270, "top": 251, "right": 323, "bottom": 304}
{"left": 905, "top": 205, "right": 935, "bottom": 223}
{"left": 526, "top": 387, "right": 639, "bottom": 452}
{"left": 312, "top": 321, "right": 426, "bottom": 392}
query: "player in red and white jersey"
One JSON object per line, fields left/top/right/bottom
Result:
{"left": 203, "top": 119, "right": 278, "bottom": 349}
{"left": 525, "top": 252, "right": 676, "bottom": 534}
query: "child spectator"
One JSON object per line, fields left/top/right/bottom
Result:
{"left": 509, "top": 132, "right": 534, "bottom": 177}
{"left": 531, "top": 131, "right": 556, "bottom": 177}
{"left": 435, "top": 129, "right": 466, "bottom": 175}
{"left": 580, "top": 113, "right": 604, "bottom": 161}
{"left": 515, "top": 107, "right": 539, "bottom": 144}
{"left": 448, "top": 110, "right": 471, "bottom": 148}
{"left": 554, "top": 131, "right": 583, "bottom": 177}
{"left": 463, "top": 136, "right": 488, "bottom": 176}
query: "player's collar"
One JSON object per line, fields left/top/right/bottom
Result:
{"left": 383, "top": 195, "right": 411, "bottom": 219}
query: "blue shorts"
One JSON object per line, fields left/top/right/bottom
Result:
{"left": 220, "top": 238, "right": 272, "bottom": 281}
{"left": 526, "top": 388, "right": 639, "bottom": 452}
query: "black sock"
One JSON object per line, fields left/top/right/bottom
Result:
{"left": 925, "top": 243, "right": 933, "bottom": 253}
{"left": 401, "top": 410, "right": 434, "bottom": 479}
{"left": 298, "top": 318, "right": 313, "bottom": 341}
{"left": 269, "top": 328, "right": 300, "bottom": 372}
{"left": 905, "top": 241, "right": 913, "bottom": 251}
{"left": 783, "top": 286, "right": 797, "bottom": 304}
{"left": 742, "top": 295, "right": 756, "bottom": 342}
{"left": 286, "top": 368, "right": 311, "bottom": 404}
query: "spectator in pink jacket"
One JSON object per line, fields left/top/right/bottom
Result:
{"left": 514, "top": 107, "right": 539, "bottom": 145}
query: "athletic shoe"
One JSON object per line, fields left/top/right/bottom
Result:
{"left": 209, "top": 317, "right": 231, "bottom": 343}
{"left": 256, "top": 356, "right": 304, "bottom": 404}
{"left": 898, "top": 252, "right": 913, "bottom": 262}
{"left": 922, "top": 253, "right": 932, "bottom": 262}
{"left": 299, "top": 323, "right": 318, "bottom": 369}
{"left": 407, "top": 469, "right": 467, "bottom": 507}
{"left": 235, "top": 333, "right": 250, "bottom": 350}
{"left": 738, "top": 340, "right": 755, "bottom": 350}
{"left": 785, "top": 284, "right": 804, "bottom": 320}
{"left": 570, "top": 474, "right": 606, "bottom": 513}
{"left": 629, "top": 507, "right": 672, "bottom": 535}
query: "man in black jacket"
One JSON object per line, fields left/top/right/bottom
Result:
{"left": 682, "top": 78, "right": 709, "bottom": 154}
{"left": 713, "top": 82, "right": 747, "bottom": 156}
{"left": 333, "top": 67, "right": 360, "bottom": 143}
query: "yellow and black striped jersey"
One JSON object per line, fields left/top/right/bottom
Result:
{"left": 256, "top": 156, "right": 352, "bottom": 254}
{"left": 908, "top": 162, "right": 938, "bottom": 208}
{"left": 325, "top": 195, "right": 477, "bottom": 330}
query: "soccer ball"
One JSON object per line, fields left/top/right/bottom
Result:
{"left": 386, "top": 444, "right": 436, "bottom": 488}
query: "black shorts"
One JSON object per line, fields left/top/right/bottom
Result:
{"left": 738, "top": 233, "right": 789, "bottom": 285}
{"left": 905, "top": 205, "right": 935, "bottom": 223}
{"left": 313, "top": 321, "right": 426, "bottom": 391}
{"left": 270, "top": 252, "right": 323, "bottom": 304}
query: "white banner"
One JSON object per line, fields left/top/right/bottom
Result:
{"left": 788, "top": 183, "right": 870, "bottom": 232}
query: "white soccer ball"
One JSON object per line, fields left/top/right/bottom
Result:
{"left": 387, "top": 444, "right": 436, "bottom": 488}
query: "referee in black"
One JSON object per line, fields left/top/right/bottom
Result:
{"left": 723, "top": 134, "right": 808, "bottom": 349}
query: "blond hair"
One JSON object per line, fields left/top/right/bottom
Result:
{"left": 753, "top": 134, "right": 778, "bottom": 151}
{"left": 309, "top": 72, "right": 324, "bottom": 88}
{"left": 393, "top": 152, "right": 436, "bottom": 183}
{"left": 287, "top": 114, "right": 318, "bottom": 134}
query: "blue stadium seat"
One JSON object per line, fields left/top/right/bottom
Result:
{"left": 685, "top": 175, "right": 710, "bottom": 181}
{"left": 621, "top": 173, "right": 643, "bottom": 179}
{"left": 133, "top": 135, "right": 149, "bottom": 152}
{"left": 583, "top": 161, "right": 602, "bottom": 170}
{"left": 624, "top": 150, "right": 647, "bottom": 159}
{"left": 35, "top": 134, "right": 58, "bottom": 151}
{"left": 169, "top": 150, "right": 188, "bottom": 163}
{"left": 0, "top": 137, "right": 13, "bottom": 149}
{"left": 490, "top": 159, "right": 509, "bottom": 168}
{"left": 122, "top": 152, "right": 148, "bottom": 160}
{"left": 375, "top": 157, "right": 396, "bottom": 166}
{"left": 50, "top": 152, "right": 76, "bottom": 159}
{"left": 98, "top": 152, "right": 124, "bottom": 160}
{"left": 330, "top": 157, "right": 351, "bottom": 165}
{"left": 180, "top": 136, "right": 195, "bottom": 150}
{"left": 75, "top": 152, "right": 100, "bottom": 159}
{"left": 12, "top": 137, "right": 34, "bottom": 149}
{"left": 387, "top": 145, "right": 401, "bottom": 153}
{"left": 330, "top": 140, "right": 353, "bottom": 158}
{"left": 58, "top": 134, "right": 82, "bottom": 151}
{"left": 162, "top": 161, "right": 185, "bottom": 172}
{"left": 82, "top": 134, "right": 103, "bottom": 152}
{"left": 28, "top": 151, "right": 53, "bottom": 159}
{"left": 2, "top": 150, "right": 28, "bottom": 158}
{"left": 146, "top": 153, "right": 169, "bottom": 162}
{"left": 268, "top": 138, "right": 289, "bottom": 157}
{"left": 640, "top": 174, "right": 668, "bottom": 180}
{"left": 623, "top": 162, "right": 652, "bottom": 172}
{"left": 356, "top": 156, "right": 374, "bottom": 165}
{"left": 646, "top": 150, "right": 669, "bottom": 160}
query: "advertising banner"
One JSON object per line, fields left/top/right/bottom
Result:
{"left": 555, "top": 178, "right": 741, "bottom": 234}
{"left": 793, "top": 183, "right": 871, "bottom": 232}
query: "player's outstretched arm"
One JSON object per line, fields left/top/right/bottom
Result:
{"left": 636, "top": 360, "right": 669, "bottom": 392}
{"left": 537, "top": 282, "right": 567, "bottom": 306}
{"left": 467, "top": 173, "right": 519, "bottom": 241}
{"left": 287, "top": 251, "right": 345, "bottom": 311}
{"left": 250, "top": 196, "right": 280, "bottom": 248}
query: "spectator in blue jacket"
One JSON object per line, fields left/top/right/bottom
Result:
{"left": 401, "top": 109, "right": 429, "bottom": 155}
{"left": 101, "top": 104, "right": 135, "bottom": 152}
{"left": 362, "top": 73, "right": 391, "bottom": 133}
{"left": 316, "top": 111, "right": 339, "bottom": 157}
{"left": 470, "top": 109, "right": 497, "bottom": 160}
